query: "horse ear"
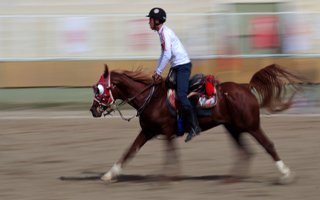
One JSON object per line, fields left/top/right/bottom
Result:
{"left": 104, "top": 64, "right": 109, "bottom": 78}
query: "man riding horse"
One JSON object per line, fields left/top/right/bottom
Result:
{"left": 147, "top": 7, "right": 201, "bottom": 142}
{"left": 89, "top": 8, "right": 304, "bottom": 184}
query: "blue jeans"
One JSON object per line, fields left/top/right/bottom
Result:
{"left": 174, "top": 62, "right": 193, "bottom": 111}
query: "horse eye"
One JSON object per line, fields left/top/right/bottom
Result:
{"left": 97, "top": 84, "right": 104, "bottom": 95}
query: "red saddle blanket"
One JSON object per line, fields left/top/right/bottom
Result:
{"left": 167, "top": 75, "right": 218, "bottom": 110}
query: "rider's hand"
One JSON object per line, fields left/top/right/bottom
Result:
{"left": 152, "top": 73, "right": 162, "bottom": 84}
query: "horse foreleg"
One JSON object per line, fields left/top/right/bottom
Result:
{"left": 163, "top": 135, "right": 180, "bottom": 179}
{"left": 249, "top": 127, "right": 294, "bottom": 184}
{"left": 101, "top": 131, "right": 147, "bottom": 182}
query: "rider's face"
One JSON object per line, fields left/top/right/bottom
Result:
{"left": 148, "top": 18, "right": 155, "bottom": 30}
{"left": 148, "top": 18, "right": 161, "bottom": 31}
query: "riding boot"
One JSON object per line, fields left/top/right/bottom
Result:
{"left": 184, "top": 108, "right": 201, "bottom": 143}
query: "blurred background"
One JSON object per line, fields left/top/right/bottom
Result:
{"left": 0, "top": 0, "right": 319, "bottom": 111}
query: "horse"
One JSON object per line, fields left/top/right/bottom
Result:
{"left": 90, "top": 63, "right": 304, "bottom": 184}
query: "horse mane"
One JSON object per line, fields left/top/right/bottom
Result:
{"left": 113, "top": 68, "right": 154, "bottom": 85}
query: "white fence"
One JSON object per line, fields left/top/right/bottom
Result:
{"left": 0, "top": 12, "right": 320, "bottom": 61}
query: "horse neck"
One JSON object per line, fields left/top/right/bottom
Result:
{"left": 113, "top": 74, "right": 151, "bottom": 110}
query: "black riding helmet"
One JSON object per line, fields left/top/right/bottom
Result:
{"left": 146, "top": 7, "right": 166, "bottom": 24}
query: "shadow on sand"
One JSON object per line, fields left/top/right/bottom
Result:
{"left": 59, "top": 171, "right": 231, "bottom": 183}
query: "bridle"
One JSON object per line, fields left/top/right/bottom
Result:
{"left": 94, "top": 73, "right": 156, "bottom": 121}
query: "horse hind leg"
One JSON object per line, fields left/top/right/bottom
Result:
{"left": 249, "top": 127, "right": 295, "bottom": 184}
{"left": 224, "top": 124, "right": 254, "bottom": 181}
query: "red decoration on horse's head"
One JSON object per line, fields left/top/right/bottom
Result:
{"left": 93, "top": 72, "right": 114, "bottom": 109}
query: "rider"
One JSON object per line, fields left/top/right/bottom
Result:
{"left": 146, "top": 7, "right": 201, "bottom": 142}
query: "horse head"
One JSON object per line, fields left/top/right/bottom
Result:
{"left": 90, "top": 64, "right": 115, "bottom": 117}
{"left": 90, "top": 64, "right": 157, "bottom": 118}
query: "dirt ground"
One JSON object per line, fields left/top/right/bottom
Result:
{"left": 0, "top": 110, "right": 319, "bottom": 200}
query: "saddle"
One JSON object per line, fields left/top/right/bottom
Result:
{"left": 166, "top": 73, "right": 219, "bottom": 114}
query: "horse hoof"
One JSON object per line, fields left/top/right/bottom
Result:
{"left": 276, "top": 171, "right": 296, "bottom": 185}
{"left": 100, "top": 173, "right": 117, "bottom": 183}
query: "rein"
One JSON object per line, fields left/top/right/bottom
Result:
{"left": 105, "top": 83, "right": 156, "bottom": 121}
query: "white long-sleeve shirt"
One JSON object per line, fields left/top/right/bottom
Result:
{"left": 155, "top": 25, "right": 190, "bottom": 75}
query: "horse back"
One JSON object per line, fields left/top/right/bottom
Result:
{"left": 219, "top": 82, "right": 254, "bottom": 99}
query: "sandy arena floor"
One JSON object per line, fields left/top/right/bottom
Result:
{"left": 0, "top": 110, "right": 319, "bottom": 200}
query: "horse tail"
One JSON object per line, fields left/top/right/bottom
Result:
{"left": 248, "top": 64, "right": 305, "bottom": 113}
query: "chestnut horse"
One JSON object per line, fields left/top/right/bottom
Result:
{"left": 90, "top": 64, "right": 303, "bottom": 184}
